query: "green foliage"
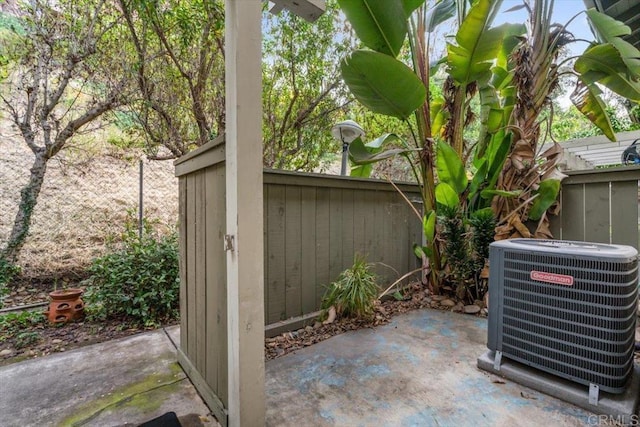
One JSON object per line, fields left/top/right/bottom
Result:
{"left": 551, "top": 104, "right": 640, "bottom": 142}
{"left": 0, "top": 258, "right": 20, "bottom": 309}
{"left": 338, "top": 0, "right": 406, "bottom": 57}
{"left": 568, "top": 8, "right": 640, "bottom": 138}
{"left": 468, "top": 208, "right": 497, "bottom": 272}
{"left": 439, "top": 207, "right": 495, "bottom": 303}
{"left": 14, "top": 331, "right": 41, "bottom": 349}
{"left": 84, "top": 218, "right": 179, "bottom": 327}
{"left": 321, "top": 255, "right": 379, "bottom": 319}
{"left": 341, "top": 50, "right": 427, "bottom": 120}
{"left": 436, "top": 140, "right": 468, "bottom": 194}
{"left": 119, "top": 0, "right": 225, "bottom": 158}
{"left": 262, "top": 0, "right": 353, "bottom": 171}
{"left": 0, "top": 11, "right": 24, "bottom": 36}
{"left": 0, "top": 311, "right": 45, "bottom": 342}
{"left": 529, "top": 179, "right": 561, "bottom": 221}
{"left": 440, "top": 206, "right": 473, "bottom": 287}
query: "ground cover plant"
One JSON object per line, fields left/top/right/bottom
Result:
{"left": 0, "top": 258, "right": 20, "bottom": 309}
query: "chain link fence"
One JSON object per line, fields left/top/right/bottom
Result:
{"left": 1, "top": 136, "right": 179, "bottom": 278}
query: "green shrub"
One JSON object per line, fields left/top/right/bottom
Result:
{"left": 321, "top": 254, "right": 379, "bottom": 319}
{"left": 439, "top": 206, "right": 496, "bottom": 302}
{"left": 84, "top": 221, "right": 179, "bottom": 327}
{"left": 468, "top": 208, "right": 497, "bottom": 270}
{"left": 0, "top": 258, "right": 20, "bottom": 309}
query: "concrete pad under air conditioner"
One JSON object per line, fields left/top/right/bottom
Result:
{"left": 478, "top": 350, "right": 640, "bottom": 424}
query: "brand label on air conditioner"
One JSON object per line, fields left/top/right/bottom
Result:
{"left": 530, "top": 270, "right": 574, "bottom": 286}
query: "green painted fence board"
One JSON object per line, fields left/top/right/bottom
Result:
{"left": 284, "top": 186, "right": 302, "bottom": 318}
{"left": 611, "top": 181, "right": 639, "bottom": 249}
{"left": 300, "top": 186, "right": 317, "bottom": 315}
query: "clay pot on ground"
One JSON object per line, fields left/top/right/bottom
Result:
{"left": 45, "top": 289, "right": 85, "bottom": 324}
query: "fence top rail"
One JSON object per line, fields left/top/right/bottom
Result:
{"left": 171, "top": 134, "right": 422, "bottom": 194}
{"left": 174, "top": 134, "right": 226, "bottom": 167}
{"left": 562, "top": 165, "right": 640, "bottom": 185}
{"left": 264, "top": 169, "right": 421, "bottom": 193}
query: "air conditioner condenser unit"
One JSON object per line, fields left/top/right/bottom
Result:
{"left": 480, "top": 238, "right": 638, "bottom": 405}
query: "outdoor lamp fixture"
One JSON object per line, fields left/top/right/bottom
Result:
{"left": 331, "top": 120, "right": 365, "bottom": 176}
{"left": 268, "top": 0, "right": 326, "bottom": 22}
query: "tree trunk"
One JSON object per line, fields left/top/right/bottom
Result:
{"left": 1, "top": 152, "right": 48, "bottom": 262}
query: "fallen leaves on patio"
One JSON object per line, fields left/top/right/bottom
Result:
{"left": 265, "top": 281, "right": 481, "bottom": 360}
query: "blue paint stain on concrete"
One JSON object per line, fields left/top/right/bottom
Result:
{"left": 455, "top": 375, "right": 592, "bottom": 422}
{"left": 293, "top": 357, "right": 349, "bottom": 392}
{"left": 401, "top": 407, "right": 440, "bottom": 427}
{"left": 439, "top": 326, "right": 456, "bottom": 338}
{"left": 354, "top": 364, "right": 391, "bottom": 381}
{"left": 321, "top": 373, "right": 346, "bottom": 388}
{"left": 474, "top": 317, "right": 488, "bottom": 330}
{"left": 370, "top": 334, "right": 422, "bottom": 365}
{"left": 318, "top": 404, "right": 338, "bottom": 423}
{"left": 410, "top": 318, "right": 435, "bottom": 332}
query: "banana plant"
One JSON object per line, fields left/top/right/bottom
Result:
{"left": 338, "top": 0, "right": 460, "bottom": 292}
{"left": 338, "top": 0, "right": 519, "bottom": 292}
{"left": 491, "top": 1, "right": 640, "bottom": 240}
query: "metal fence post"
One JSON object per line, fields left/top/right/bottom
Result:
{"left": 139, "top": 159, "right": 143, "bottom": 239}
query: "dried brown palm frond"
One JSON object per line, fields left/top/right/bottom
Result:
{"left": 493, "top": 0, "right": 572, "bottom": 239}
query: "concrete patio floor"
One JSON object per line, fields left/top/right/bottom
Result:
{"left": 265, "top": 309, "right": 597, "bottom": 426}
{"left": 0, "top": 308, "right": 617, "bottom": 426}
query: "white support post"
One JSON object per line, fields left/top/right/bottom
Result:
{"left": 225, "top": 1, "right": 265, "bottom": 426}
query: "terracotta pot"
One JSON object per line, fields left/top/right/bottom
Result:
{"left": 45, "top": 288, "right": 85, "bottom": 324}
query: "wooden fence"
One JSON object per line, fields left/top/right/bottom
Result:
{"left": 175, "top": 138, "right": 423, "bottom": 329}
{"left": 174, "top": 139, "right": 422, "bottom": 421}
{"left": 263, "top": 170, "right": 422, "bottom": 328}
{"left": 550, "top": 166, "right": 640, "bottom": 249}
{"left": 175, "top": 139, "right": 228, "bottom": 423}
{"left": 174, "top": 139, "right": 640, "bottom": 424}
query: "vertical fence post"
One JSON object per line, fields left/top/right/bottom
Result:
{"left": 225, "top": 0, "right": 265, "bottom": 424}
{"left": 139, "top": 159, "right": 144, "bottom": 239}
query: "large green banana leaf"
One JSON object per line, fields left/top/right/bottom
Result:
{"left": 435, "top": 182, "right": 459, "bottom": 209}
{"left": 529, "top": 180, "right": 561, "bottom": 221}
{"left": 436, "top": 140, "right": 467, "bottom": 194}
{"left": 341, "top": 50, "right": 427, "bottom": 120}
{"left": 338, "top": 0, "right": 407, "bottom": 57}
{"left": 403, "top": 0, "right": 425, "bottom": 17}
{"left": 586, "top": 8, "right": 640, "bottom": 77}
{"left": 348, "top": 134, "right": 416, "bottom": 165}
{"left": 570, "top": 79, "right": 615, "bottom": 141}
{"left": 575, "top": 44, "right": 640, "bottom": 101}
{"left": 425, "top": 0, "right": 455, "bottom": 33}
{"left": 446, "top": 0, "right": 506, "bottom": 85}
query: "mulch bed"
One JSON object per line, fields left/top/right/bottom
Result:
{"left": 264, "top": 281, "right": 485, "bottom": 360}
{"left": 0, "top": 275, "right": 165, "bottom": 367}
{"left": 1, "top": 280, "right": 485, "bottom": 367}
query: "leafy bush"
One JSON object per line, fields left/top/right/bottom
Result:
{"left": 468, "top": 208, "right": 496, "bottom": 271}
{"left": 439, "top": 207, "right": 496, "bottom": 303}
{"left": 84, "top": 219, "right": 179, "bottom": 327}
{"left": 0, "top": 258, "right": 20, "bottom": 309}
{"left": 321, "top": 254, "right": 379, "bottom": 319}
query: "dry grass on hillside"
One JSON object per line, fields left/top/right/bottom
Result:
{"left": 0, "top": 120, "right": 178, "bottom": 278}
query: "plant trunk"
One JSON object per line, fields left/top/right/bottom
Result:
{"left": 1, "top": 152, "right": 48, "bottom": 262}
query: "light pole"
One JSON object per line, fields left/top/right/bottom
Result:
{"left": 331, "top": 120, "right": 365, "bottom": 176}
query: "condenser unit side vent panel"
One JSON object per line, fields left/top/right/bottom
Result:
{"left": 488, "top": 239, "right": 638, "bottom": 394}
